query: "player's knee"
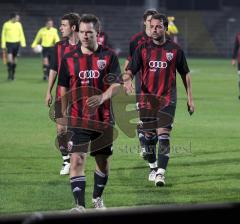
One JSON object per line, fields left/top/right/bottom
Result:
{"left": 71, "top": 153, "right": 86, "bottom": 170}
{"left": 57, "top": 132, "right": 68, "bottom": 152}
{"left": 158, "top": 133, "right": 170, "bottom": 157}
{"left": 57, "top": 125, "right": 66, "bottom": 135}
{"left": 145, "top": 131, "right": 158, "bottom": 145}
{"left": 143, "top": 132, "right": 157, "bottom": 154}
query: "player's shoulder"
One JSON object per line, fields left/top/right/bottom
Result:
{"left": 165, "top": 39, "right": 182, "bottom": 51}
{"left": 130, "top": 31, "right": 145, "bottom": 42}
{"left": 99, "top": 45, "right": 118, "bottom": 57}
{"left": 4, "top": 20, "right": 12, "bottom": 26}
{"left": 52, "top": 27, "right": 58, "bottom": 32}
{"left": 62, "top": 48, "right": 79, "bottom": 60}
{"left": 135, "top": 38, "right": 151, "bottom": 51}
{"left": 55, "top": 39, "right": 67, "bottom": 47}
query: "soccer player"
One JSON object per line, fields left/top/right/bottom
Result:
{"left": 231, "top": 32, "right": 240, "bottom": 99}
{"left": 31, "top": 18, "right": 60, "bottom": 80}
{"left": 124, "top": 9, "right": 158, "bottom": 166}
{"left": 123, "top": 13, "right": 194, "bottom": 187}
{"left": 1, "top": 12, "right": 26, "bottom": 80}
{"left": 45, "top": 13, "right": 80, "bottom": 175}
{"left": 58, "top": 14, "right": 121, "bottom": 209}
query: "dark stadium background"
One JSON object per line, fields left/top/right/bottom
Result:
{"left": 0, "top": 0, "right": 240, "bottom": 58}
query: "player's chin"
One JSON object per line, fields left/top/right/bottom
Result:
{"left": 81, "top": 42, "right": 89, "bottom": 48}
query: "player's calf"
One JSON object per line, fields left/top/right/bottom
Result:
{"left": 155, "top": 133, "right": 170, "bottom": 186}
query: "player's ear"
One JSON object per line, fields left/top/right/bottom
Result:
{"left": 72, "top": 25, "right": 76, "bottom": 31}
{"left": 96, "top": 30, "right": 100, "bottom": 38}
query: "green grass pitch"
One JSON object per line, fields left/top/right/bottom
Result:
{"left": 0, "top": 57, "right": 240, "bottom": 214}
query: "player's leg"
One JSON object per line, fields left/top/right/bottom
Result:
{"left": 55, "top": 99, "right": 71, "bottom": 175}
{"left": 68, "top": 128, "right": 89, "bottom": 209}
{"left": 135, "top": 75, "right": 147, "bottom": 158}
{"left": 137, "top": 120, "right": 148, "bottom": 159}
{"left": 142, "top": 130, "right": 158, "bottom": 181}
{"left": 11, "top": 43, "right": 20, "bottom": 80}
{"left": 92, "top": 154, "right": 110, "bottom": 209}
{"left": 155, "top": 128, "right": 171, "bottom": 187}
{"left": 90, "top": 129, "right": 113, "bottom": 209}
{"left": 155, "top": 105, "right": 175, "bottom": 187}
{"left": 6, "top": 43, "right": 14, "bottom": 80}
{"left": 42, "top": 47, "right": 50, "bottom": 80}
{"left": 56, "top": 123, "right": 70, "bottom": 175}
{"left": 138, "top": 114, "right": 158, "bottom": 181}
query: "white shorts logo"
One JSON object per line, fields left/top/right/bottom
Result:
{"left": 68, "top": 141, "right": 73, "bottom": 151}
{"left": 79, "top": 70, "right": 100, "bottom": 79}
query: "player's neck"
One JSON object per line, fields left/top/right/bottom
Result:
{"left": 145, "top": 28, "right": 151, "bottom": 37}
{"left": 81, "top": 43, "right": 98, "bottom": 55}
{"left": 68, "top": 33, "right": 79, "bottom": 45}
{"left": 153, "top": 35, "right": 166, "bottom": 46}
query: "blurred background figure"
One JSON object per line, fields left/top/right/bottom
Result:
{"left": 1, "top": 12, "right": 26, "bottom": 80}
{"left": 167, "top": 16, "right": 179, "bottom": 44}
{"left": 97, "top": 30, "right": 111, "bottom": 48}
{"left": 231, "top": 32, "right": 240, "bottom": 99}
{"left": 31, "top": 18, "right": 60, "bottom": 80}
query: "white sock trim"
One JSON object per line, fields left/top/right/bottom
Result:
{"left": 63, "top": 155, "right": 70, "bottom": 160}
{"left": 149, "top": 162, "right": 158, "bottom": 169}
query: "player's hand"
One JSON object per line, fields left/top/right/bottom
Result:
{"left": 45, "top": 92, "right": 52, "bottom": 107}
{"left": 86, "top": 95, "right": 104, "bottom": 107}
{"left": 231, "top": 59, "right": 236, "bottom": 66}
{"left": 187, "top": 100, "right": 194, "bottom": 116}
{"left": 122, "top": 73, "right": 134, "bottom": 95}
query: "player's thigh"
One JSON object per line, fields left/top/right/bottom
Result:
{"left": 157, "top": 104, "right": 176, "bottom": 130}
{"left": 68, "top": 128, "right": 91, "bottom": 153}
{"left": 90, "top": 128, "right": 113, "bottom": 157}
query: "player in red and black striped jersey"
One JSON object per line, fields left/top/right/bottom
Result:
{"left": 58, "top": 14, "right": 121, "bottom": 210}
{"left": 231, "top": 32, "right": 240, "bottom": 99}
{"left": 124, "top": 9, "right": 158, "bottom": 162}
{"left": 45, "top": 13, "right": 80, "bottom": 176}
{"left": 124, "top": 9, "right": 158, "bottom": 71}
{"left": 124, "top": 14, "right": 194, "bottom": 187}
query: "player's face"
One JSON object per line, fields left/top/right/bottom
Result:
{"left": 79, "top": 22, "right": 98, "bottom": 48}
{"left": 46, "top": 20, "right": 53, "bottom": 29}
{"left": 144, "top": 15, "right": 153, "bottom": 31}
{"left": 12, "top": 15, "right": 20, "bottom": 23}
{"left": 150, "top": 19, "right": 166, "bottom": 40}
{"left": 60, "top": 20, "right": 72, "bottom": 38}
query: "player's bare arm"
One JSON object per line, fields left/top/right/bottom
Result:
{"left": 45, "top": 69, "right": 57, "bottom": 107}
{"left": 124, "top": 59, "right": 129, "bottom": 71}
{"left": 181, "top": 72, "right": 194, "bottom": 115}
{"left": 87, "top": 83, "right": 121, "bottom": 108}
{"left": 60, "top": 86, "right": 68, "bottom": 117}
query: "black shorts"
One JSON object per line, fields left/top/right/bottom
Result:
{"left": 6, "top": 42, "right": 20, "bottom": 57}
{"left": 139, "top": 104, "right": 176, "bottom": 131}
{"left": 238, "top": 63, "right": 240, "bottom": 71}
{"left": 42, "top": 47, "right": 54, "bottom": 59}
{"left": 67, "top": 128, "right": 113, "bottom": 156}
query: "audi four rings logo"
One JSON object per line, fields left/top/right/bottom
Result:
{"left": 149, "top": 61, "right": 168, "bottom": 69}
{"left": 79, "top": 70, "right": 100, "bottom": 79}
